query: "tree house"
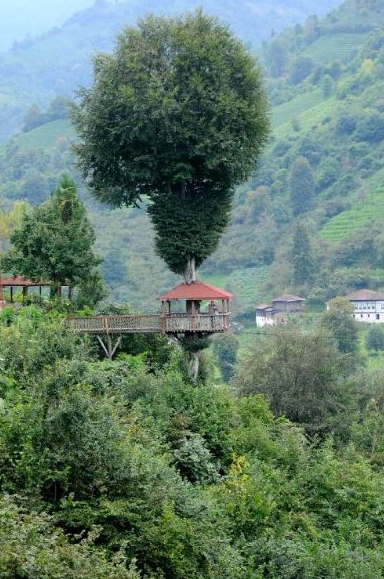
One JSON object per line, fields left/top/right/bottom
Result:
{"left": 67, "top": 280, "right": 234, "bottom": 359}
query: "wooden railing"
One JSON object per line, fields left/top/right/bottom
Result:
{"left": 67, "top": 313, "right": 230, "bottom": 334}
{"left": 165, "top": 314, "right": 230, "bottom": 333}
{"left": 67, "top": 314, "right": 162, "bottom": 334}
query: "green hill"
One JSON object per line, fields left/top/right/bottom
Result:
{"left": 320, "top": 182, "right": 384, "bottom": 242}
{"left": 2, "top": 0, "right": 384, "bottom": 314}
{"left": 0, "top": 0, "right": 342, "bottom": 141}
{"left": 302, "top": 32, "right": 369, "bottom": 64}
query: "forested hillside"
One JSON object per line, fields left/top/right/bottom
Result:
{"left": 4, "top": 3, "right": 384, "bottom": 578}
{"left": 0, "top": 0, "right": 342, "bottom": 141}
{"left": 1, "top": 0, "right": 384, "bottom": 317}
{"left": 3, "top": 302, "right": 384, "bottom": 578}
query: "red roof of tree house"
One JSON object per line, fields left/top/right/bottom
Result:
{"left": 158, "top": 281, "right": 234, "bottom": 301}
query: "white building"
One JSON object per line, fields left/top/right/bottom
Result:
{"left": 255, "top": 304, "right": 274, "bottom": 327}
{"left": 345, "top": 289, "right": 384, "bottom": 323}
{"left": 256, "top": 294, "right": 306, "bottom": 327}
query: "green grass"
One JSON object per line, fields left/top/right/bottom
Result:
{"left": 319, "top": 185, "right": 384, "bottom": 242}
{"left": 272, "top": 89, "right": 324, "bottom": 128}
{"left": 13, "top": 119, "right": 76, "bottom": 151}
{"left": 357, "top": 324, "right": 384, "bottom": 369}
{"left": 274, "top": 96, "right": 337, "bottom": 138}
{"left": 204, "top": 266, "right": 269, "bottom": 316}
{"left": 303, "top": 32, "right": 370, "bottom": 64}
{"left": 0, "top": 119, "right": 76, "bottom": 155}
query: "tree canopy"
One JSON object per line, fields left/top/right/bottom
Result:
{"left": 73, "top": 11, "right": 269, "bottom": 277}
{"left": 2, "top": 174, "right": 101, "bottom": 295}
{"left": 322, "top": 297, "right": 358, "bottom": 355}
{"left": 289, "top": 156, "right": 315, "bottom": 217}
{"left": 365, "top": 324, "right": 384, "bottom": 352}
{"left": 292, "top": 220, "right": 315, "bottom": 286}
{"left": 234, "top": 324, "right": 348, "bottom": 435}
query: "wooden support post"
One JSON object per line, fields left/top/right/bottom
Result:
{"left": 225, "top": 300, "right": 229, "bottom": 330}
{"left": 96, "top": 335, "right": 122, "bottom": 360}
{"left": 10, "top": 286, "right": 13, "bottom": 303}
{"left": 161, "top": 300, "right": 166, "bottom": 334}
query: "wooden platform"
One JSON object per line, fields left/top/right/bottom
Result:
{"left": 66, "top": 313, "right": 230, "bottom": 334}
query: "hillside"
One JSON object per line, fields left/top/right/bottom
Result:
{"left": 2, "top": 0, "right": 384, "bottom": 317}
{"left": 0, "top": 0, "right": 343, "bottom": 141}
{"left": 0, "top": 0, "right": 95, "bottom": 51}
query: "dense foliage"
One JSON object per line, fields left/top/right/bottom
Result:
{"left": 2, "top": 174, "right": 101, "bottom": 297}
{"left": 1, "top": 306, "right": 384, "bottom": 577}
{"left": 73, "top": 11, "right": 269, "bottom": 276}
{"left": 2, "top": 1, "right": 384, "bottom": 576}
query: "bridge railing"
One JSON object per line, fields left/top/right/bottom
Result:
{"left": 67, "top": 313, "right": 230, "bottom": 334}
{"left": 67, "top": 314, "right": 162, "bottom": 334}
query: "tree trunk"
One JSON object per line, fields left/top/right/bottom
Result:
{"left": 188, "top": 351, "right": 199, "bottom": 384}
{"left": 50, "top": 283, "right": 62, "bottom": 298}
{"left": 184, "top": 257, "right": 196, "bottom": 285}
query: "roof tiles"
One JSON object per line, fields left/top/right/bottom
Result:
{"left": 158, "top": 280, "right": 234, "bottom": 301}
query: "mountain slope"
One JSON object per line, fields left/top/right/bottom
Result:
{"left": 2, "top": 0, "right": 384, "bottom": 316}
{"left": 0, "top": 0, "right": 343, "bottom": 141}
{"left": 0, "top": 0, "right": 95, "bottom": 51}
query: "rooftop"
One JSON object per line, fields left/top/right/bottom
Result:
{"left": 272, "top": 293, "right": 306, "bottom": 303}
{"left": 1, "top": 275, "right": 51, "bottom": 287}
{"left": 346, "top": 289, "right": 384, "bottom": 301}
{"left": 158, "top": 280, "right": 234, "bottom": 301}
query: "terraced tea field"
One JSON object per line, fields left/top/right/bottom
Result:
{"left": 0, "top": 119, "right": 76, "bottom": 155}
{"left": 303, "top": 32, "right": 370, "bottom": 64}
{"left": 205, "top": 266, "right": 269, "bottom": 317}
{"left": 272, "top": 89, "right": 324, "bottom": 128}
{"left": 320, "top": 186, "right": 384, "bottom": 242}
{"left": 274, "top": 95, "right": 337, "bottom": 138}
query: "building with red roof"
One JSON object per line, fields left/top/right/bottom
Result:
{"left": 158, "top": 280, "right": 234, "bottom": 302}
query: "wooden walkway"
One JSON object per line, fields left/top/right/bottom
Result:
{"left": 66, "top": 313, "right": 230, "bottom": 334}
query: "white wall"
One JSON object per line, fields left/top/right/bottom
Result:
{"left": 256, "top": 313, "right": 274, "bottom": 328}
{"left": 352, "top": 300, "right": 384, "bottom": 323}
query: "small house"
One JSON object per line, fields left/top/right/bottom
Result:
{"left": 344, "top": 289, "right": 384, "bottom": 323}
{"left": 256, "top": 293, "right": 306, "bottom": 327}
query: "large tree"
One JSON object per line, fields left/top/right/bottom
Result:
{"left": 2, "top": 174, "right": 101, "bottom": 298}
{"left": 234, "top": 325, "right": 348, "bottom": 436}
{"left": 72, "top": 11, "right": 269, "bottom": 281}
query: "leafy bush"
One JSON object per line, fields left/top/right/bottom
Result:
{"left": 365, "top": 325, "right": 384, "bottom": 352}
{"left": 212, "top": 333, "right": 239, "bottom": 382}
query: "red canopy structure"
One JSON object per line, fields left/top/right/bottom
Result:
{"left": 158, "top": 280, "right": 234, "bottom": 302}
{"left": 68, "top": 280, "right": 234, "bottom": 358}
{"left": 158, "top": 279, "right": 233, "bottom": 328}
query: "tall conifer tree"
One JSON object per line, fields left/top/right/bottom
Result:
{"left": 292, "top": 221, "right": 315, "bottom": 285}
{"left": 290, "top": 156, "right": 315, "bottom": 216}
